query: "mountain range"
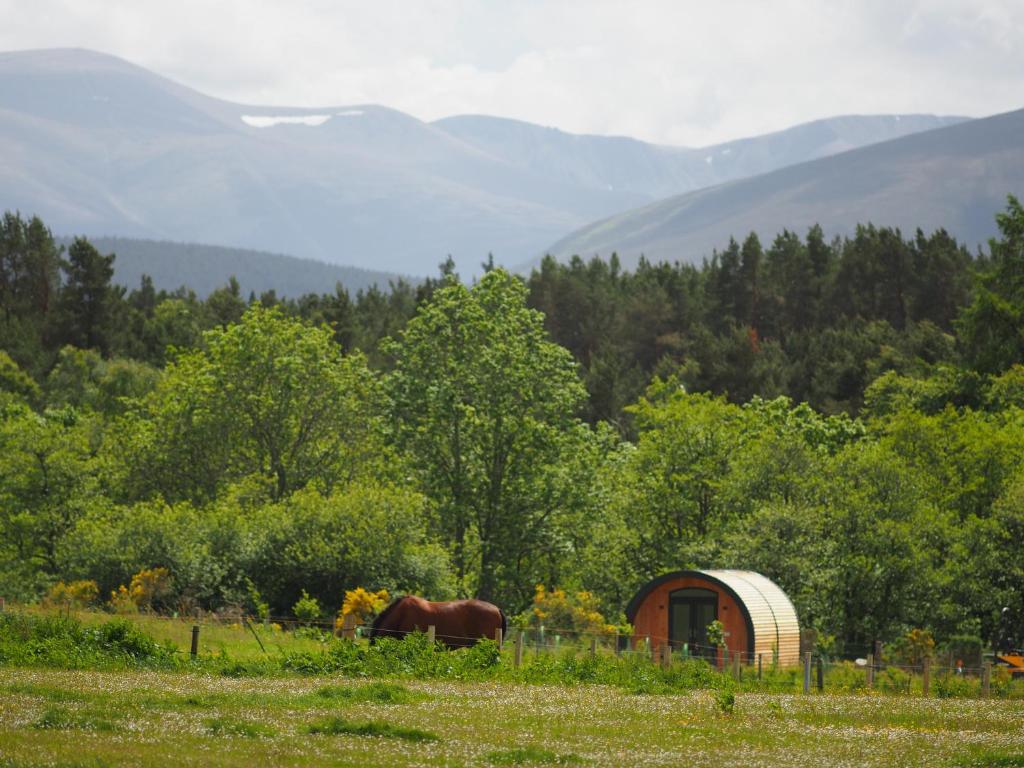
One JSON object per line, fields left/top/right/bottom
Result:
{"left": 0, "top": 48, "right": 973, "bottom": 276}
{"left": 546, "top": 107, "right": 1024, "bottom": 267}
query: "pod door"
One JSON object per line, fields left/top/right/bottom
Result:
{"left": 669, "top": 588, "right": 717, "bottom": 660}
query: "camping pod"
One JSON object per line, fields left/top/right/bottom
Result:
{"left": 626, "top": 569, "right": 800, "bottom": 667}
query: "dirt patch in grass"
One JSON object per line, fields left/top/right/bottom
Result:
{"left": 306, "top": 717, "right": 439, "bottom": 741}
{"left": 486, "top": 746, "right": 584, "bottom": 765}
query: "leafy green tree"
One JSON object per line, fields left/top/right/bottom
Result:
{"left": 0, "top": 350, "right": 41, "bottom": 405}
{"left": 0, "top": 406, "right": 102, "bottom": 579}
{"left": 204, "top": 277, "right": 247, "bottom": 328}
{"left": 114, "top": 305, "right": 384, "bottom": 503}
{"left": 56, "top": 238, "right": 118, "bottom": 354}
{"left": 384, "top": 269, "right": 588, "bottom": 603}
{"left": 0, "top": 212, "right": 62, "bottom": 370}
{"left": 617, "top": 384, "right": 749, "bottom": 574}
{"left": 46, "top": 346, "right": 160, "bottom": 417}
{"left": 958, "top": 196, "right": 1024, "bottom": 374}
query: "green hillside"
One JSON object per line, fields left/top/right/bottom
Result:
{"left": 56, "top": 236, "right": 409, "bottom": 298}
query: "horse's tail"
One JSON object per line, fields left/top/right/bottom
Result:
{"left": 369, "top": 595, "right": 405, "bottom": 645}
{"left": 499, "top": 607, "right": 507, "bottom": 646}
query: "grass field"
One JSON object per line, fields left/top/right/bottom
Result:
{"left": 1, "top": 610, "right": 1022, "bottom": 767}
{"left": 1, "top": 667, "right": 1022, "bottom": 768}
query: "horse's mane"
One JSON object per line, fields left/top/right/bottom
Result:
{"left": 369, "top": 595, "right": 407, "bottom": 634}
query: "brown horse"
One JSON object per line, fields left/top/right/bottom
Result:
{"left": 368, "top": 596, "right": 506, "bottom": 649}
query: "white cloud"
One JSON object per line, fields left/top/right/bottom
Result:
{"left": 1, "top": 0, "right": 1022, "bottom": 146}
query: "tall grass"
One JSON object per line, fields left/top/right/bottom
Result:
{"left": 0, "top": 612, "right": 176, "bottom": 670}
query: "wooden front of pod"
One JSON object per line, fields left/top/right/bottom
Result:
{"left": 626, "top": 569, "right": 801, "bottom": 667}
{"left": 628, "top": 573, "right": 750, "bottom": 666}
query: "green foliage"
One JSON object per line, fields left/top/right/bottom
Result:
{"left": 113, "top": 304, "right": 386, "bottom": 503}
{"left": 957, "top": 195, "right": 1024, "bottom": 375}
{"left": 292, "top": 590, "right": 321, "bottom": 625}
{"left": 0, "top": 613, "right": 176, "bottom": 670}
{"left": 4, "top": 204, "right": 1024, "bottom": 657}
{"left": 705, "top": 620, "right": 726, "bottom": 649}
{"left": 0, "top": 350, "right": 40, "bottom": 404}
{"left": 385, "top": 268, "right": 591, "bottom": 604}
{"left": 714, "top": 687, "right": 735, "bottom": 714}
{"left": 56, "top": 238, "right": 118, "bottom": 355}
{"left": 934, "top": 672, "right": 977, "bottom": 699}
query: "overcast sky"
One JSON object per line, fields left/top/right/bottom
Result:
{"left": 2, "top": 0, "right": 1022, "bottom": 147}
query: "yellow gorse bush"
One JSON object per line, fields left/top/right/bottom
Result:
{"left": 109, "top": 567, "right": 173, "bottom": 612}
{"left": 45, "top": 580, "right": 99, "bottom": 607}
{"left": 531, "top": 585, "right": 615, "bottom": 635}
{"left": 335, "top": 587, "right": 390, "bottom": 632}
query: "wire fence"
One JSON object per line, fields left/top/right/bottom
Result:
{"left": 9, "top": 602, "right": 1021, "bottom": 697}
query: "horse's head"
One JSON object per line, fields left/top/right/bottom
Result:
{"left": 367, "top": 595, "right": 405, "bottom": 645}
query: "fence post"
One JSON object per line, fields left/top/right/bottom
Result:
{"left": 866, "top": 654, "right": 875, "bottom": 688}
{"left": 803, "top": 652, "right": 812, "bottom": 693}
{"left": 340, "top": 613, "right": 356, "bottom": 640}
{"left": 874, "top": 641, "right": 883, "bottom": 669}
{"left": 660, "top": 643, "right": 670, "bottom": 669}
{"left": 722, "top": 646, "right": 728, "bottom": 672}
{"left": 647, "top": 636, "right": 655, "bottom": 664}
{"left": 514, "top": 629, "right": 524, "bottom": 668}
{"left": 922, "top": 658, "right": 931, "bottom": 697}
{"left": 757, "top": 653, "right": 763, "bottom": 680}
{"left": 732, "top": 652, "right": 741, "bottom": 681}
{"left": 190, "top": 625, "right": 200, "bottom": 659}
{"left": 590, "top": 636, "right": 597, "bottom": 659}
{"left": 427, "top": 625, "right": 435, "bottom": 644}
{"left": 982, "top": 662, "right": 991, "bottom": 697}
{"left": 816, "top": 656, "right": 824, "bottom": 691}
{"left": 494, "top": 627, "right": 503, "bottom": 647}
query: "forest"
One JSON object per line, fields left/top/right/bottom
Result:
{"left": 1, "top": 197, "right": 1023, "bottom": 657}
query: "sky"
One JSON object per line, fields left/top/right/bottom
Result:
{"left": 1, "top": 0, "right": 1023, "bottom": 147}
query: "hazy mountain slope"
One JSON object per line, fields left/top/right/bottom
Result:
{"left": 545, "top": 108, "right": 1024, "bottom": 267}
{"left": 0, "top": 48, "right": 970, "bottom": 275}
{"left": 57, "top": 237, "right": 407, "bottom": 298}
{"left": 433, "top": 113, "right": 967, "bottom": 199}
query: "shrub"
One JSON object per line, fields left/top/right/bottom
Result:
{"left": 705, "top": 620, "right": 726, "bottom": 649}
{"left": 876, "top": 666, "right": 912, "bottom": 694}
{"left": 335, "top": 587, "right": 389, "bottom": 633}
{"left": 715, "top": 688, "right": 735, "bottom": 714}
{"left": 889, "top": 628, "right": 935, "bottom": 668}
{"left": 293, "top": 590, "right": 321, "bottom": 626}
{"left": 45, "top": 580, "right": 99, "bottom": 608}
{"left": 0, "top": 612, "right": 176, "bottom": 669}
{"left": 934, "top": 672, "right": 977, "bottom": 699}
{"left": 529, "top": 585, "right": 616, "bottom": 635}
{"left": 109, "top": 567, "right": 173, "bottom": 613}
{"left": 823, "top": 660, "right": 867, "bottom": 692}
